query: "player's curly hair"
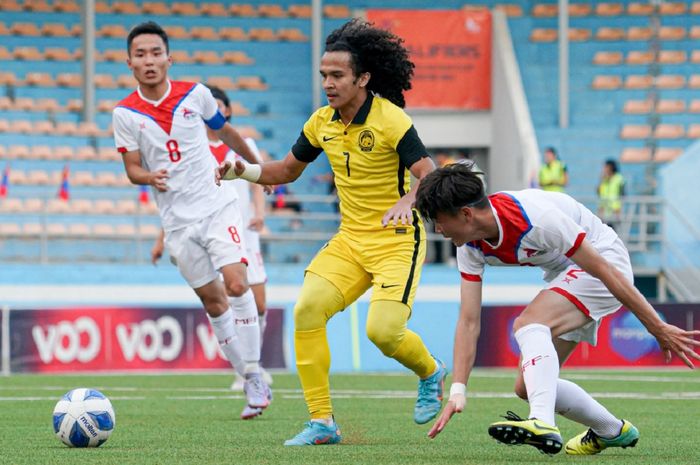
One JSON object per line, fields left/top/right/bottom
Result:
{"left": 325, "top": 18, "right": 414, "bottom": 108}
{"left": 415, "top": 162, "right": 488, "bottom": 221}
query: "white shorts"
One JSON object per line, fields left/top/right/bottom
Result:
{"left": 243, "top": 227, "right": 267, "bottom": 286}
{"left": 164, "top": 201, "right": 249, "bottom": 289}
{"left": 546, "top": 238, "right": 633, "bottom": 345}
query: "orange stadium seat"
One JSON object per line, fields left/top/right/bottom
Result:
{"left": 53, "top": 146, "right": 74, "bottom": 160}
{"left": 22, "top": 223, "right": 43, "bottom": 236}
{"left": 653, "top": 124, "right": 685, "bottom": 139}
{"left": 36, "top": 98, "right": 61, "bottom": 112}
{"left": 0, "top": 71, "right": 19, "bottom": 86}
{"left": 30, "top": 145, "right": 51, "bottom": 159}
{"left": 237, "top": 126, "right": 262, "bottom": 140}
{"left": 142, "top": 2, "right": 170, "bottom": 15}
{"left": 72, "top": 171, "right": 95, "bottom": 186}
{"left": 97, "top": 99, "right": 118, "bottom": 113}
{"left": 205, "top": 76, "right": 237, "bottom": 90}
{"left": 98, "top": 24, "right": 128, "bottom": 38}
{"left": 627, "top": 27, "right": 653, "bottom": 41}
{"left": 66, "top": 223, "right": 90, "bottom": 238}
{"left": 596, "top": 27, "right": 625, "bottom": 41}
{"left": 102, "top": 49, "right": 127, "bottom": 62}
{"left": 569, "top": 28, "right": 592, "bottom": 41}
{"left": 222, "top": 51, "right": 253, "bottom": 65}
{"left": 170, "top": 50, "right": 193, "bottom": 64}
{"left": 10, "top": 120, "right": 33, "bottom": 133}
{"left": 76, "top": 122, "right": 102, "bottom": 137}
{"left": 689, "top": 100, "right": 700, "bottom": 113}
{"left": 8, "top": 169, "right": 28, "bottom": 184}
{"left": 593, "top": 51, "right": 623, "bottom": 65}
{"left": 54, "top": 1, "right": 81, "bottom": 13}
{"left": 494, "top": 4, "right": 523, "bottom": 17}
{"left": 92, "top": 223, "right": 116, "bottom": 237}
{"left": 139, "top": 223, "right": 161, "bottom": 238}
{"left": 95, "top": 74, "right": 118, "bottom": 88}
{"left": 277, "top": 28, "right": 308, "bottom": 42}
{"left": 65, "top": 99, "right": 83, "bottom": 112}
{"left": 0, "top": 119, "right": 10, "bottom": 132}
{"left": 237, "top": 76, "right": 268, "bottom": 90}
{"left": 192, "top": 50, "right": 220, "bottom": 64}
{"left": 13, "top": 46, "right": 42, "bottom": 60}
{"left": 0, "top": 198, "right": 23, "bottom": 213}
{"left": 10, "top": 22, "right": 41, "bottom": 36}
{"left": 289, "top": 4, "right": 311, "bottom": 18}
{"left": 0, "top": 223, "right": 22, "bottom": 236}
{"left": 41, "top": 23, "right": 74, "bottom": 37}
{"left": 230, "top": 101, "right": 250, "bottom": 116}
{"left": 115, "top": 199, "right": 138, "bottom": 215}
{"left": 172, "top": 2, "right": 199, "bottom": 15}
{"left": 32, "top": 120, "right": 55, "bottom": 134}
{"left": 659, "top": 1, "right": 687, "bottom": 15}
{"left": 56, "top": 73, "right": 82, "bottom": 87}
{"left": 654, "top": 148, "right": 683, "bottom": 162}
{"left": 0, "top": 46, "right": 10, "bottom": 60}
{"left": 626, "top": 50, "right": 654, "bottom": 65}
{"left": 13, "top": 97, "right": 34, "bottom": 111}
{"left": 624, "top": 75, "right": 653, "bottom": 89}
{"left": 627, "top": 2, "right": 654, "bottom": 15}
{"left": 117, "top": 74, "right": 138, "bottom": 88}
{"left": 8, "top": 144, "right": 30, "bottom": 159}
{"left": 201, "top": 3, "right": 227, "bottom": 16}
{"left": 163, "top": 25, "right": 190, "bottom": 39}
{"left": 115, "top": 224, "right": 137, "bottom": 237}
{"left": 658, "top": 50, "right": 687, "bottom": 64}
{"left": 219, "top": 27, "right": 248, "bottom": 41}
{"left": 0, "top": 22, "right": 9, "bottom": 36}
{"left": 190, "top": 26, "right": 218, "bottom": 41}
{"left": 45, "top": 223, "right": 68, "bottom": 237}
{"left": 691, "top": 50, "right": 700, "bottom": 64}
{"left": 94, "top": 1, "right": 111, "bottom": 13}
{"left": 44, "top": 47, "right": 76, "bottom": 61}
{"left": 0, "top": 96, "right": 11, "bottom": 110}
{"left": 177, "top": 74, "right": 202, "bottom": 84}
{"left": 249, "top": 28, "right": 276, "bottom": 41}
{"left": 0, "top": 1, "right": 22, "bottom": 12}
{"left": 23, "top": 0, "right": 53, "bottom": 12}
{"left": 689, "top": 75, "right": 700, "bottom": 89}
{"left": 28, "top": 169, "right": 51, "bottom": 185}
{"left": 568, "top": 4, "right": 591, "bottom": 16}
{"left": 595, "top": 2, "right": 624, "bottom": 16}
{"left": 687, "top": 124, "right": 700, "bottom": 138}
{"left": 659, "top": 26, "right": 686, "bottom": 40}
{"left": 259, "top": 4, "right": 287, "bottom": 17}
{"left": 230, "top": 3, "right": 258, "bottom": 16}
{"left": 621, "top": 147, "right": 651, "bottom": 163}
{"left": 324, "top": 5, "right": 350, "bottom": 18}
{"left": 656, "top": 99, "right": 686, "bottom": 114}
{"left": 592, "top": 75, "right": 622, "bottom": 90}
{"left": 46, "top": 198, "right": 71, "bottom": 213}
{"left": 93, "top": 199, "right": 116, "bottom": 214}
{"left": 76, "top": 146, "right": 98, "bottom": 161}
{"left": 620, "top": 124, "right": 651, "bottom": 139}
{"left": 112, "top": 2, "right": 141, "bottom": 15}
{"left": 693, "top": 1, "right": 700, "bottom": 14}
{"left": 93, "top": 172, "right": 119, "bottom": 187}
{"left": 655, "top": 75, "right": 686, "bottom": 89}
{"left": 532, "top": 4, "right": 557, "bottom": 17}
{"left": 54, "top": 121, "right": 78, "bottom": 136}
{"left": 530, "top": 28, "right": 557, "bottom": 42}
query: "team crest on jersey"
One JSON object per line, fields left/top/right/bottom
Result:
{"left": 182, "top": 107, "right": 196, "bottom": 120}
{"left": 358, "top": 130, "right": 375, "bottom": 152}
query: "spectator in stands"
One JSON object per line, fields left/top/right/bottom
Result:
{"left": 416, "top": 163, "right": 700, "bottom": 455}
{"left": 216, "top": 18, "right": 444, "bottom": 446}
{"left": 538, "top": 147, "right": 568, "bottom": 192}
{"left": 112, "top": 21, "right": 270, "bottom": 416}
{"left": 597, "top": 159, "right": 625, "bottom": 227}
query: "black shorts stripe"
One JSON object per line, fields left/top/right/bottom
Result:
{"left": 402, "top": 210, "right": 421, "bottom": 304}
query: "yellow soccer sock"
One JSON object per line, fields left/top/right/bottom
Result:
{"left": 295, "top": 327, "right": 333, "bottom": 419}
{"left": 391, "top": 329, "right": 437, "bottom": 379}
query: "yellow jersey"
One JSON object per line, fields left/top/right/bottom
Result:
{"left": 292, "top": 93, "right": 428, "bottom": 233}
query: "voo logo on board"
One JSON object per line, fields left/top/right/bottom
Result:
{"left": 116, "top": 316, "right": 183, "bottom": 362}
{"left": 32, "top": 317, "right": 102, "bottom": 364}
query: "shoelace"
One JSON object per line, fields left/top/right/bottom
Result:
{"left": 502, "top": 410, "right": 526, "bottom": 422}
{"left": 417, "top": 376, "right": 434, "bottom": 399}
{"left": 580, "top": 429, "right": 600, "bottom": 446}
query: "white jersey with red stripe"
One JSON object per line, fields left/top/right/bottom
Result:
{"left": 209, "top": 137, "right": 260, "bottom": 225}
{"left": 457, "top": 189, "right": 620, "bottom": 283}
{"left": 112, "top": 80, "right": 236, "bottom": 232}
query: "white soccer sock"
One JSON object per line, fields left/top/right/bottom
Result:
{"left": 229, "top": 289, "right": 261, "bottom": 374}
{"left": 207, "top": 309, "right": 245, "bottom": 377}
{"left": 555, "top": 378, "right": 623, "bottom": 438}
{"left": 258, "top": 311, "right": 267, "bottom": 347}
{"left": 515, "top": 323, "right": 559, "bottom": 426}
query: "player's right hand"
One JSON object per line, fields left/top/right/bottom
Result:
{"left": 215, "top": 160, "right": 246, "bottom": 185}
{"left": 149, "top": 169, "right": 169, "bottom": 192}
{"left": 427, "top": 394, "right": 465, "bottom": 439}
{"left": 150, "top": 240, "right": 164, "bottom": 265}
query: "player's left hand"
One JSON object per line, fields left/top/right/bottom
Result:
{"left": 427, "top": 394, "right": 466, "bottom": 439}
{"left": 653, "top": 322, "right": 700, "bottom": 368}
{"left": 215, "top": 160, "right": 246, "bottom": 185}
{"left": 382, "top": 196, "right": 414, "bottom": 228}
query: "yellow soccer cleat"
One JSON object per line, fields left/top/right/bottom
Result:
{"left": 565, "top": 419, "right": 639, "bottom": 455}
{"left": 488, "top": 411, "right": 563, "bottom": 455}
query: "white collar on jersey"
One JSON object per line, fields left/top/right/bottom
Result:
{"left": 136, "top": 79, "right": 172, "bottom": 106}
{"left": 483, "top": 200, "right": 504, "bottom": 249}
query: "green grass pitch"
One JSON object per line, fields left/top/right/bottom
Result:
{"left": 1, "top": 369, "right": 698, "bottom": 465}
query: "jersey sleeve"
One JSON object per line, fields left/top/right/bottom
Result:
{"left": 535, "top": 210, "right": 586, "bottom": 258}
{"left": 291, "top": 113, "right": 323, "bottom": 163}
{"left": 112, "top": 108, "right": 139, "bottom": 154}
{"left": 457, "top": 245, "right": 486, "bottom": 282}
{"left": 197, "top": 84, "right": 226, "bottom": 130}
{"left": 396, "top": 125, "right": 428, "bottom": 168}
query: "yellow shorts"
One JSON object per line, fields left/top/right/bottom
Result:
{"left": 306, "top": 221, "right": 426, "bottom": 308}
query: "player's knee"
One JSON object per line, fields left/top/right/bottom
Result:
{"left": 224, "top": 280, "right": 248, "bottom": 298}
{"left": 201, "top": 294, "right": 229, "bottom": 317}
{"left": 293, "top": 297, "right": 327, "bottom": 331}
{"left": 514, "top": 378, "right": 528, "bottom": 400}
{"left": 366, "top": 324, "right": 402, "bottom": 356}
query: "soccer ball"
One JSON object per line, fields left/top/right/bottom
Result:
{"left": 52, "top": 388, "right": 115, "bottom": 447}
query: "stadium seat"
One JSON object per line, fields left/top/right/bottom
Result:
{"left": 54, "top": 0, "right": 81, "bottom": 13}
{"left": 8, "top": 169, "right": 27, "bottom": 184}
{"left": 178, "top": 75, "right": 203, "bottom": 84}
{"left": 494, "top": 4, "right": 523, "bottom": 17}
{"left": 595, "top": 2, "right": 624, "bottom": 16}
{"left": 596, "top": 27, "right": 625, "bottom": 41}
{"left": 56, "top": 73, "right": 82, "bottom": 87}
{"left": 654, "top": 124, "right": 685, "bottom": 139}
{"left": 163, "top": 26, "right": 190, "bottom": 39}
{"left": 25, "top": 0, "right": 54, "bottom": 13}
{"left": 689, "top": 100, "right": 700, "bottom": 113}
{"left": 46, "top": 198, "right": 71, "bottom": 213}
{"left": 110, "top": 1, "right": 140, "bottom": 14}
{"left": 139, "top": 223, "right": 161, "bottom": 238}
{"left": 53, "top": 146, "right": 74, "bottom": 161}
{"left": 95, "top": 74, "right": 118, "bottom": 89}
{"left": 654, "top": 147, "right": 683, "bottom": 162}
{"left": 98, "top": 24, "right": 128, "bottom": 38}
{"left": 568, "top": 28, "right": 592, "bottom": 41}
{"left": 659, "top": 1, "right": 687, "bottom": 15}
{"left": 219, "top": 27, "right": 248, "bottom": 41}
{"left": 205, "top": 76, "right": 237, "bottom": 90}
{"left": 693, "top": 1, "right": 700, "bottom": 15}
{"left": 200, "top": 2, "right": 227, "bottom": 16}
{"left": 623, "top": 99, "right": 653, "bottom": 114}
{"left": 289, "top": 4, "right": 311, "bottom": 18}
{"left": 94, "top": 1, "right": 111, "bottom": 13}
{"left": 76, "top": 122, "right": 102, "bottom": 137}
{"left": 0, "top": 223, "right": 21, "bottom": 236}
{"left": 27, "top": 169, "right": 51, "bottom": 185}
{"left": 44, "top": 47, "right": 76, "bottom": 61}
{"left": 624, "top": 75, "right": 653, "bottom": 89}
{"left": 170, "top": 50, "right": 193, "bottom": 64}
{"left": 222, "top": 51, "right": 253, "bottom": 65}
{"left": 237, "top": 126, "right": 262, "bottom": 140}
{"left": 67, "top": 223, "right": 91, "bottom": 237}
{"left": 36, "top": 97, "right": 62, "bottom": 112}
{"left": 115, "top": 224, "right": 137, "bottom": 236}
{"left": 55, "top": 121, "right": 78, "bottom": 136}
{"left": 592, "top": 75, "right": 622, "bottom": 89}
{"left": 687, "top": 124, "right": 700, "bottom": 138}
{"left": 655, "top": 75, "right": 685, "bottom": 89}
{"left": 41, "top": 23, "right": 75, "bottom": 37}
{"left": 0, "top": 198, "right": 23, "bottom": 213}
{"left": 171, "top": 2, "right": 199, "bottom": 15}
{"left": 191, "top": 26, "right": 218, "bottom": 41}
{"left": 620, "top": 124, "right": 651, "bottom": 139}
{"left": 532, "top": 4, "right": 557, "bottom": 17}
{"left": 13, "top": 46, "right": 43, "bottom": 60}
{"left": 115, "top": 199, "right": 138, "bottom": 215}
{"left": 0, "top": 22, "right": 9, "bottom": 36}
{"left": 25, "top": 72, "right": 55, "bottom": 87}
{"left": 32, "top": 120, "right": 54, "bottom": 134}
{"left": 97, "top": 100, "right": 118, "bottom": 113}
{"left": 259, "top": 4, "right": 287, "bottom": 17}
{"left": 277, "top": 28, "right": 308, "bottom": 42}
{"left": 249, "top": 28, "right": 277, "bottom": 41}
{"left": 142, "top": 2, "right": 170, "bottom": 15}
{"left": 656, "top": 99, "right": 685, "bottom": 113}
{"left": 230, "top": 101, "right": 250, "bottom": 116}
{"left": 94, "top": 172, "right": 119, "bottom": 187}
{"left": 8, "top": 145, "right": 30, "bottom": 159}
{"left": 627, "top": 2, "right": 654, "bottom": 15}
{"left": 690, "top": 75, "right": 700, "bottom": 89}
{"left": 530, "top": 28, "right": 557, "bottom": 42}
{"left": 0, "top": 96, "right": 10, "bottom": 110}
{"left": 117, "top": 74, "right": 137, "bottom": 88}
{"left": 13, "top": 97, "right": 34, "bottom": 111}
{"left": 229, "top": 3, "right": 258, "bottom": 16}
{"left": 658, "top": 26, "right": 686, "bottom": 41}
{"left": 192, "top": 51, "right": 220, "bottom": 64}
{"left": 627, "top": 27, "right": 652, "bottom": 41}
{"left": 30, "top": 145, "right": 52, "bottom": 159}
{"left": 0, "top": 71, "right": 20, "bottom": 86}
{"left": 237, "top": 76, "right": 267, "bottom": 90}
{"left": 22, "top": 223, "right": 43, "bottom": 236}
{"left": 94, "top": 199, "right": 116, "bottom": 214}
{"left": 0, "top": 1, "right": 21, "bottom": 12}
{"left": 593, "top": 51, "right": 623, "bottom": 65}
{"left": 45, "top": 223, "right": 68, "bottom": 237}
{"left": 10, "top": 120, "right": 33, "bottom": 133}
{"left": 75, "top": 146, "right": 98, "bottom": 161}
{"left": 324, "top": 5, "right": 351, "bottom": 18}
{"left": 72, "top": 171, "right": 95, "bottom": 186}
{"left": 11, "top": 22, "right": 41, "bottom": 36}
{"left": 92, "top": 223, "right": 116, "bottom": 237}
{"left": 98, "top": 147, "right": 119, "bottom": 162}
{"left": 626, "top": 51, "right": 654, "bottom": 65}
{"left": 102, "top": 49, "right": 127, "bottom": 62}
{"left": 0, "top": 46, "right": 10, "bottom": 60}
{"left": 658, "top": 50, "right": 686, "bottom": 64}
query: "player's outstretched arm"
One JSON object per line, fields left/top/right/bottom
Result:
{"left": 571, "top": 240, "right": 700, "bottom": 367}
{"left": 122, "top": 150, "right": 169, "bottom": 191}
{"left": 382, "top": 157, "right": 435, "bottom": 227}
{"left": 216, "top": 151, "right": 307, "bottom": 186}
{"left": 217, "top": 124, "right": 261, "bottom": 164}
{"left": 428, "top": 279, "right": 483, "bottom": 439}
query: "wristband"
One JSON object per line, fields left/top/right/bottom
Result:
{"left": 240, "top": 163, "right": 262, "bottom": 183}
{"left": 449, "top": 383, "right": 466, "bottom": 397}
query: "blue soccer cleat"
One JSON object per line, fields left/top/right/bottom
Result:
{"left": 414, "top": 357, "right": 448, "bottom": 424}
{"left": 283, "top": 420, "right": 342, "bottom": 446}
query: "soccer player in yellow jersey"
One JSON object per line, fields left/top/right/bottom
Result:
{"left": 216, "top": 19, "right": 446, "bottom": 445}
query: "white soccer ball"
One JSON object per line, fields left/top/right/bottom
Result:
{"left": 52, "top": 388, "right": 116, "bottom": 447}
